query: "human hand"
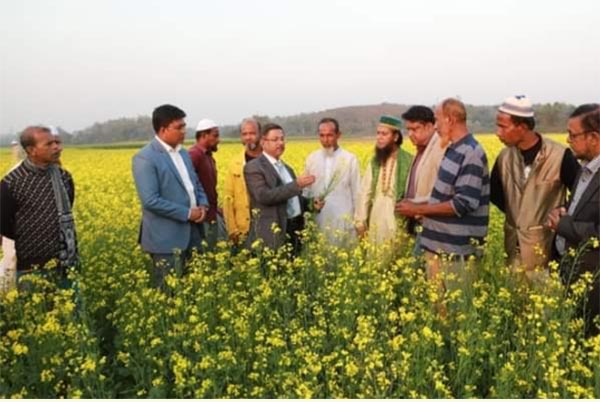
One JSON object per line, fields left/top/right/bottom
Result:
{"left": 189, "top": 206, "right": 207, "bottom": 223}
{"left": 395, "top": 199, "right": 419, "bottom": 218}
{"left": 545, "top": 207, "right": 567, "bottom": 231}
{"left": 296, "top": 174, "right": 316, "bottom": 188}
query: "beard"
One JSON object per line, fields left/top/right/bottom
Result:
{"left": 323, "top": 146, "right": 335, "bottom": 156}
{"left": 375, "top": 143, "right": 394, "bottom": 165}
{"left": 246, "top": 141, "right": 259, "bottom": 151}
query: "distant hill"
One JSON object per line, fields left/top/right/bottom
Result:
{"left": 0, "top": 102, "right": 576, "bottom": 145}
{"left": 221, "top": 102, "right": 573, "bottom": 138}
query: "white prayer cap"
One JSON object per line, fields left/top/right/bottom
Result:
{"left": 196, "top": 119, "right": 218, "bottom": 132}
{"left": 498, "top": 95, "right": 534, "bottom": 118}
{"left": 48, "top": 125, "right": 60, "bottom": 136}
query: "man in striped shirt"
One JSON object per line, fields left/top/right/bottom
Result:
{"left": 397, "top": 98, "right": 490, "bottom": 291}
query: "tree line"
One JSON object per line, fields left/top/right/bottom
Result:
{"left": 0, "top": 102, "right": 577, "bottom": 146}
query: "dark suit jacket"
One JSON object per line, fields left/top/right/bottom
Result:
{"left": 555, "top": 167, "right": 600, "bottom": 336}
{"left": 556, "top": 168, "right": 600, "bottom": 274}
{"left": 243, "top": 154, "right": 304, "bottom": 249}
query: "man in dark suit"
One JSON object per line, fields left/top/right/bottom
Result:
{"left": 547, "top": 104, "right": 600, "bottom": 337}
{"left": 243, "top": 123, "right": 316, "bottom": 255}
{"left": 132, "top": 104, "right": 209, "bottom": 288}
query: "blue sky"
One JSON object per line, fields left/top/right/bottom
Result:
{"left": 1, "top": 0, "right": 598, "bottom": 133}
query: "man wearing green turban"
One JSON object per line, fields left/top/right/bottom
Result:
{"left": 354, "top": 115, "right": 413, "bottom": 244}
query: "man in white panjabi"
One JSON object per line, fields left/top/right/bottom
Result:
{"left": 303, "top": 118, "right": 361, "bottom": 245}
{"left": 0, "top": 140, "right": 23, "bottom": 291}
{"left": 355, "top": 116, "right": 412, "bottom": 245}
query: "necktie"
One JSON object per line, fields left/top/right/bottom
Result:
{"left": 275, "top": 161, "right": 300, "bottom": 218}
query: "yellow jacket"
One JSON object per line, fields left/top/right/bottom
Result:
{"left": 222, "top": 152, "right": 251, "bottom": 238}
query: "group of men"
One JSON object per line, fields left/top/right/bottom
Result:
{"left": 0, "top": 98, "right": 598, "bottom": 335}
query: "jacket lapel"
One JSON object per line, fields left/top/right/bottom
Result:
{"left": 572, "top": 169, "right": 600, "bottom": 217}
{"left": 259, "top": 154, "right": 282, "bottom": 186}
{"left": 152, "top": 139, "right": 187, "bottom": 191}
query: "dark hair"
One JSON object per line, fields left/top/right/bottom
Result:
{"left": 580, "top": 110, "right": 600, "bottom": 134}
{"left": 261, "top": 123, "right": 283, "bottom": 140}
{"left": 318, "top": 117, "right": 340, "bottom": 133}
{"left": 401, "top": 105, "right": 435, "bottom": 125}
{"left": 570, "top": 103, "right": 600, "bottom": 119}
{"left": 509, "top": 115, "right": 536, "bottom": 130}
{"left": 152, "top": 104, "right": 186, "bottom": 134}
{"left": 20, "top": 126, "right": 50, "bottom": 150}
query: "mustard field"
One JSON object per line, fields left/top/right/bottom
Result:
{"left": 1, "top": 135, "right": 599, "bottom": 398}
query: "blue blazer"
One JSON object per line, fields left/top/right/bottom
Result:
{"left": 132, "top": 138, "right": 209, "bottom": 254}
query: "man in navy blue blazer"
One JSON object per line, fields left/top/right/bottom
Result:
{"left": 132, "top": 104, "right": 209, "bottom": 287}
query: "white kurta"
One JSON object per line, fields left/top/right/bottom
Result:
{"left": 1, "top": 160, "right": 21, "bottom": 292}
{"left": 355, "top": 157, "right": 398, "bottom": 245}
{"left": 304, "top": 148, "right": 361, "bottom": 245}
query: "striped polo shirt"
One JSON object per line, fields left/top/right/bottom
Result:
{"left": 421, "top": 133, "right": 490, "bottom": 256}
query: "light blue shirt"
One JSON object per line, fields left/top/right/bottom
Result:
{"left": 263, "top": 152, "right": 302, "bottom": 219}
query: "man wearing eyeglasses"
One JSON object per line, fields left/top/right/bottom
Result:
{"left": 132, "top": 104, "right": 209, "bottom": 289}
{"left": 547, "top": 103, "right": 600, "bottom": 337}
{"left": 243, "top": 123, "right": 315, "bottom": 255}
{"left": 490, "top": 95, "right": 580, "bottom": 280}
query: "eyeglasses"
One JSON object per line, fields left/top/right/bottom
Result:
{"left": 263, "top": 137, "right": 285, "bottom": 143}
{"left": 567, "top": 130, "right": 594, "bottom": 140}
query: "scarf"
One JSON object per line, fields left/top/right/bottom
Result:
{"left": 23, "top": 158, "right": 79, "bottom": 269}
{"left": 368, "top": 148, "right": 412, "bottom": 219}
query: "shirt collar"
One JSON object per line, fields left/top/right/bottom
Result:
{"left": 155, "top": 135, "right": 181, "bottom": 153}
{"left": 583, "top": 153, "right": 600, "bottom": 175}
{"left": 262, "top": 151, "right": 280, "bottom": 165}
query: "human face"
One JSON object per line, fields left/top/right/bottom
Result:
{"left": 376, "top": 125, "right": 398, "bottom": 149}
{"left": 318, "top": 122, "right": 340, "bottom": 150}
{"left": 29, "top": 130, "right": 62, "bottom": 165}
{"left": 434, "top": 105, "right": 450, "bottom": 138}
{"left": 567, "top": 116, "right": 596, "bottom": 161}
{"left": 159, "top": 118, "right": 186, "bottom": 147}
{"left": 206, "top": 127, "right": 220, "bottom": 152}
{"left": 240, "top": 122, "right": 259, "bottom": 151}
{"left": 405, "top": 120, "right": 435, "bottom": 148}
{"left": 496, "top": 112, "right": 523, "bottom": 147}
{"left": 261, "top": 128, "right": 285, "bottom": 159}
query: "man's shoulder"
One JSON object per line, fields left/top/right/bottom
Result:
{"left": 134, "top": 140, "right": 159, "bottom": 159}
{"left": 2, "top": 162, "right": 28, "bottom": 184}
{"left": 541, "top": 136, "right": 568, "bottom": 155}
{"left": 244, "top": 154, "right": 266, "bottom": 172}
{"left": 460, "top": 135, "right": 487, "bottom": 157}
{"left": 188, "top": 144, "right": 205, "bottom": 157}
{"left": 58, "top": 166, "right": 73, "bottom": 180}
{"left": 496, "top": 145, "right": 512, "bottom": 162}
{"left": 338, "top": 148, "right": 359, "bottom": 161}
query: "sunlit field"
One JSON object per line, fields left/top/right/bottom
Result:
{"left": 1, "top": 134, "right": 599, "bottom": 398}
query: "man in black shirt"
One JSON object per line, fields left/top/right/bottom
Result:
{"left": 490, "top": 95, "right": 580, "bottom": 278}
{"left": 0, "top": 126, "right": 79, "bottom": 288}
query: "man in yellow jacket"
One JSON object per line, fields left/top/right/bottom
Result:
{"left": 222, "top": 118, "right": 263, "bottom": 244}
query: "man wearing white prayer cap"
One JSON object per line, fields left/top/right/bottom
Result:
{"left": 189, "top": 118, "right": 224, "bottom": 249}
{"left": 490, "top": 95, "right": 581, "bottom": 279}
